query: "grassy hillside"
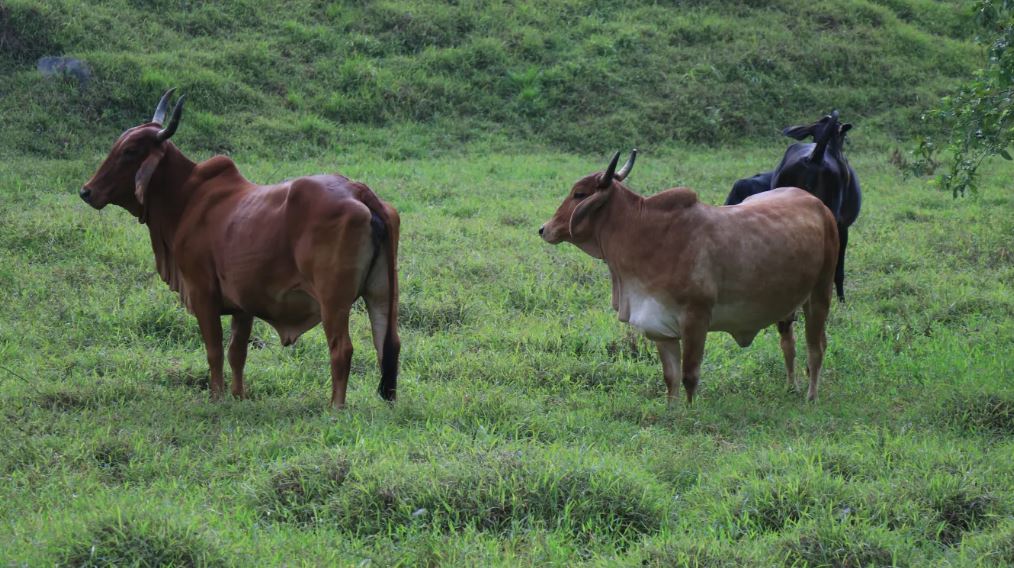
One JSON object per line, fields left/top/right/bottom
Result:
{"left": 2, "top": 0, "right": 978, "bottom": 159}
{"left": 1, "top": 145, "right": 1012, "bottom": 564}
{"left": 3, "top": 0, "right": 1012, "bottom": 565}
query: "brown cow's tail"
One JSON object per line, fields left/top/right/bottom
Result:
{"left": 357, "top": 184, "right": 399, "bottom": 401}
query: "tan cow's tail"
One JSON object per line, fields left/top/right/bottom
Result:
{"left": 356, "top": 184, "right": 400, "bottom": 402}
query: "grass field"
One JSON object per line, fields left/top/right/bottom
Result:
{"left": 2, "top": 0, "right": 1013, "bottom": 565}
{"left": 1, "top": 144, "right": 1012, "bottom": 565}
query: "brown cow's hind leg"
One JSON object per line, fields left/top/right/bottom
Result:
{"left": 777, "top": 317, "right": 796, "bottom": 391}
{"left": 228, "top": 313, "right": 253, "bottom": 399}
{"left": 655, "top": 338, "right": 682, "bottom": 405}
{"left": 802, "top": 297, "right": 830, "bottom": 402}
{"left": 322, "top": 306, "right": 354, "bottom": 409}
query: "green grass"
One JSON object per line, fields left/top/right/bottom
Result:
{"left": 2, "top": 0, "right": 1012, "bottom": 565}
{"left": 1, "top": 144, "right": 1011, "bottom": 565}
{"left": 1, "top": 0, "right": 980, "bottom": 158}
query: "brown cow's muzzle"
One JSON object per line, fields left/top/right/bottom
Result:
{"left": 79, "top": 186, "right": 106, "bottom": 209}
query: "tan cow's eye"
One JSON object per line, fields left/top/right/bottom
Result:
{"left": 573, "top": 193, "right": 588, "bottom": 199}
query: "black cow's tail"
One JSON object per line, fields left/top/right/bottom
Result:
{"left": 357, "top": 185, "right": 399, "bottom": 401}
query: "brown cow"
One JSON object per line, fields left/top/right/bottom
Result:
{"left": 80, "top": 89, "right": 400, "bottom": 408}
{"left": 540, "top": 151, "right": 838, "bottom": 403}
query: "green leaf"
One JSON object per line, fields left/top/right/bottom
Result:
{"left": 1000, "top": 149, "right": 1013, "bottom": 160}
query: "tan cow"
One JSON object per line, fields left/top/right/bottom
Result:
{"left": 80, "top": 89, "right": 400, "bottom": 408}
{"left": 540, "top": 151, "right": 838, "bottom": 403}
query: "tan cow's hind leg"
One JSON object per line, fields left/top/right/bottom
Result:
{"left": 192, "top": 299, "right": 225, "bottom": 401}
{"left": 680, "top": 310, "right": 709, "bottom": 405}
{"left": 802, "top": 296, "right": 830, "bottom": 402}
{"left": 655, "top": 339, "right": 682, "bottom": 405}
{"left": 777, "top": 317, "right": 796, "bottom": 391}
{"left": 228, "top": 313, "right": 253, "bottom": 399}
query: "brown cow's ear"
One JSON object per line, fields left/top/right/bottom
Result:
{"left": 569, "top": 186, "right": 613, "bottom": 241}
{"left": 134, "top": 147, "right": 165, "bottom": 223}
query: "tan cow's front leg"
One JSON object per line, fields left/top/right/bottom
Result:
{"left": 228, "top": 313, "right": 253, "bottom": 399}
{"left": 192, "top": 300, "right": 225, "bottom": 401}
{"left": 679, "top": 310, "right": 709, "bottom": 405}
{"left": 803, "top": 296, "right": 831, "bottom": 402}
{"left": 655, "top": 338, "right": 682, "bottom": 405}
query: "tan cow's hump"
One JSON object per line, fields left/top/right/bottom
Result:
{"left": 643, "top": 187, "right": 699, "bottom": 210}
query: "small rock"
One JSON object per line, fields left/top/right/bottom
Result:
{"left": 37, "top": 56, "right": 92, "bottom": 88}
{"left": 411, "top": 508, "right": 428, "bottom": 518}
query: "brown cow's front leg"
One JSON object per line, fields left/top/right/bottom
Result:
{"left": 679, "top": 310, "right": 709, "bottom": 405}
{"left": 777, "top": 317, "right": 796, "bottom": 391}
{"left": 228, "top": 313, "right": 253, "bottom": 399}
{"left": 655, "top": 338, "right": 682, "bottom": 405}
{"left": 193, "top": 300, "right": 225, "bottom": 401}
{"left": 322, "top": 307, "right": 354, "bottom": 410}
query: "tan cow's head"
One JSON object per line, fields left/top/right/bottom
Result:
{"left": 80, "top": 89, "right": 185, "bottom": 222}
{"left": 540, "top": 150, "right": 636, "bottom": 256}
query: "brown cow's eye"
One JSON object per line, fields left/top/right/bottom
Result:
{"left": 573, "top": 193, "right": 588, "bottom": 199}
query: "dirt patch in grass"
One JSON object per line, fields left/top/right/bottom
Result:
{"left": 945, "top": 392, "right": 1014, "bottom": 436}
{"left": 925, "top": 482, "right": 999, "bottom": 546}
{"left": 256, "top": 450, "right": 666, "bottom": 544}
{"left": 782, "top": 524, "right": 897, "bottom": 568}
{"left": 256, "top": 452, "right": 351, "bottom": 525}
{"left": 398, "top": 297, "right": 475, "bottom": 334}
{"left": 93, "top": 438, "right": 134, "bottom": 482}
{"left": 56, "top": 516, "right": 227, "bottom": 567}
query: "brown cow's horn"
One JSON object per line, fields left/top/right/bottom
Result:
{"left": 151, "top": 88, "right": 176, "bottom": 125}
{"left": 156, "top": 95, "right": 185, "bottom": 142}
{"left": 599, "top": 151, "right": 621, "bottom": 188}
{"left": 614, "top": 149, "right": 637, "bottom": 181}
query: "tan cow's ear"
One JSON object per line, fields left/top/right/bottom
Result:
{"left": 569, "top": 185, "right": 612, "bottom": 241}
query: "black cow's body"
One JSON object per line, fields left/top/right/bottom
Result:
{"left": 725, "top": 112, "right": 861, "bottom": 302}
{"left": 724, "top": 171, "right": 773, "bottom": 206}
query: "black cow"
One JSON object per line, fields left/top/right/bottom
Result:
{"left": 724, "top": 171, "right": 774, "bottom": 206}
{"left": 730, "top": 112, "right": 863, "bottom": 304}
{"left": 771, "top": 110, "right": 860, "bottom": 302}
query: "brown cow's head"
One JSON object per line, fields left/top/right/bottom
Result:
{"left": 80, "top": 89, "right": 185, "bottom": 222}
{"left": 540, "top": 150, "right": 636, "bottom": 256}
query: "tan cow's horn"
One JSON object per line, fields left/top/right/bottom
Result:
{"left": 151, "top": 88, "right": 176, "bottom": 125}
{"left": 599, "top": 151, "right": 621, "bottom": 188}
{"left": 157, "top": 95, "right": 185, "bottom": 142}
{"left": 614, "top": 149, "right": 637, "bottom": 181}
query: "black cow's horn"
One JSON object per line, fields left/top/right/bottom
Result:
{"left": 599, "top": 151, "right": 621, "bottom": 188}
{"left": 157, "top": 95, "right": 185, "bottom": 142}
{"left": 614, "top": 149, "right": 637, "bottom": 181}
{"left": 152, "top": 88, "right": 176, "bottom": 125}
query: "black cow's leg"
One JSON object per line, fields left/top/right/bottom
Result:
{"left": 835, "top": 225, "right": 848, "bottom": 302}
{"left": 777, "top": 316, "right": 796, "bottom": 391}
